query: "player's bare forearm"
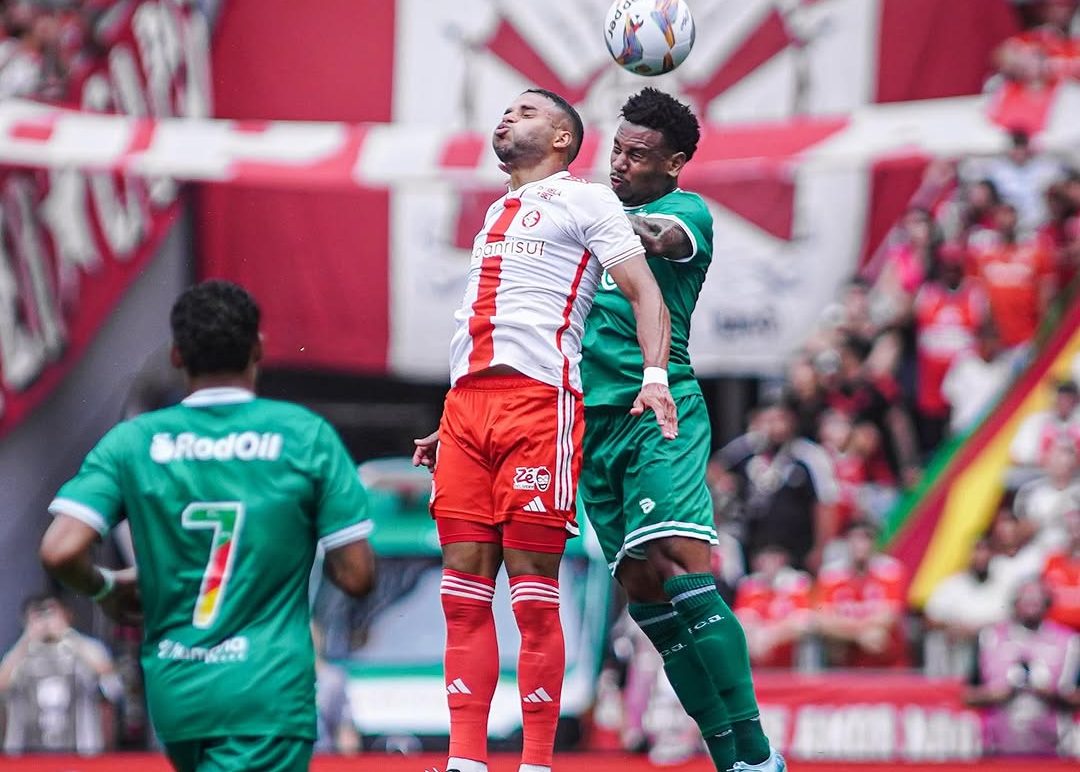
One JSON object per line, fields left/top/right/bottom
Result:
{"left": 629, "top": 215, "right": 693, "bottom": 260}
{"left": 325, "top": 539, "right": 377, "bottom": 598}
{"left": 607, "top": 255, "right": 670, "bottom": 368}
{"left": 40, "top": 515, "right": 107, "bottom": 597}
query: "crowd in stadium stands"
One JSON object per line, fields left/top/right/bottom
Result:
{"left": 0, "top": 0, "right": 119, "bottom": 102}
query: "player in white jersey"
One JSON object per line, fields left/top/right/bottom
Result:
{"left": 413, "top": 89, "right": 676, "bottom": 772}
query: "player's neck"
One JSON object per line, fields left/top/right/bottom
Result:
{"left": 185, "top": 372, "right": 256, "bottom": 396}
{"left": 507, "top": 157, "right": 567, "bottom": 191}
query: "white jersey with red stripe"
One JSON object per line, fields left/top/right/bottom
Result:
{"left": 449, "top": 170, "right": 644, "bottom": 393}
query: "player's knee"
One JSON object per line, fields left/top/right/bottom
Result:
{"left": 646, "top": 536, "right": 712, "bottom": 578}
{"left": 616, "top": 560, "right": 667, "bottom": 603}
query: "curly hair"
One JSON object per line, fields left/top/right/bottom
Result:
{"left": 170, "top": 280, "right": 260, "bottom": 377}
{"left": 620, "top": 87, "right": 700, "bottom": 160}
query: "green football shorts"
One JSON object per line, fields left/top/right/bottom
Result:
{"left": 580, "top": 393, "right": 718, "bottom": 574}
{"left": 165, "top": 735, "right": 313, "bottom": 772}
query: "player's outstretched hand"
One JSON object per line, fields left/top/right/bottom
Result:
{"left": 99, "top": 567, "right": 142, "bottom": 627}
{"left": 631, "top": 383, "right": 678, "bottom": 440}
{"left": 412, "top": 430, "right": 439, "bottom": 471}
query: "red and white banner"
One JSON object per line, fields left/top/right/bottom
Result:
{"left": 0, "top": 0, "right": 1043, "bottom": 388}
{"left": 190, "top": 0, "right": 1050, "bottom": 379}
{"left": 753, "top": 672, "right": 1080, "bottom": 762}
{"left": 0, "top": 0, "right": 208, "bottom": 438}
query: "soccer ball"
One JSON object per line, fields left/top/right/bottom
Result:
{"left": 603, "top": 0, "right": 695, "bottom": 77}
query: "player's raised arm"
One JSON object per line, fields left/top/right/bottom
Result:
{"left": 606, "top": 255, "right": 678, "bottom": 439}
{"left": 628, "top": 214, "right": 694, "bottom": 260}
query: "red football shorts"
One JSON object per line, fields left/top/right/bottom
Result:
{"left": 431, "top": 374, "right": 583, "bottom": 540}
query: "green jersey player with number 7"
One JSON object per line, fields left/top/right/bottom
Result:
{"left": 40, "top": 280, "right": 376, "bottom": 772}
{"left": 580, "top": 88, "right": 784, "bottom": 772}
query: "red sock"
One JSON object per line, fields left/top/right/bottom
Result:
{"left": 510, "top": 575, "right": 563, "bottom": 767}
{"left": 441, "top": 569, "right": 498, "bottom": 764}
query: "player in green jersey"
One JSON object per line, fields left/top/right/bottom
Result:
{"left": 580, "top": 88, "right": 784, "bottom": 772}
{"left": 39, "top": 280, "right": 376, "bottom": 772}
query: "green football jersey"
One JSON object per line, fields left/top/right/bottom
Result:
{"left": 582, "top": 188, "right": 713, "bottom": 407}
{"left": 49, "top": 387, "right": 372, "bottom": 743}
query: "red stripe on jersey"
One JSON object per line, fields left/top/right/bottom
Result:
{"left": 467, "top": 198, "right": 522, "bottom": 372}
{"left": 555, "top": 248, "right": 593, "bottom": 393}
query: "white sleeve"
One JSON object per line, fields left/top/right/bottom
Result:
{"left": 573, "top": 184, "right": 644, "bottom": 270}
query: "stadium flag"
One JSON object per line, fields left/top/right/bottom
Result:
{"left": 884, "top": 292, "right": 1080, "bottom": 607}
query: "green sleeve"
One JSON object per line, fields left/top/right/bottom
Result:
{"left": 49, "top": 424, "right": 130, "bottom": 536}
{"left": 644, "top": 194, "right": 713, "bottom": 262}
{"left": 312, "top": 420, "right": 373, "bottom": 549}
{"left": 668, "top": 196, "right": 713, "bottom": 261}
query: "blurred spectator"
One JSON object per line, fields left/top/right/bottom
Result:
{"left": 733, "top": 545, "right": 813, "bottom": 669}
{"left": 989, "top": 508, "right": 1047, "bottom": 592}
{"left": 1037, "top": 177, "right": 1080, "bottom": 291}
{"left": 994, "top": 0, "right": 1080, "bottom": 88}
{"left": 924, "top": 536, "right": 1012, "bottom": 677}
{"left": 942, "top": 320, "right": 1024, "bottom": 435}
{"left": 938, "top": 179, "right": 1003, "bottom": 249}
{"left": 818, "top": 409, "right": 898, "bottom": 529}
{"left": 1013, "top": 439, "right": 1080, "bottom": 551}
{"left": 823, "top": 278, "right": 884, "bottom": 350}
{"left": 714, "top": 394, "right": 840, "bottom": 573}
{"left": 980, "top": 131, "right": 1065, "bottom": 235}
{"left": 965, "top": 579, "right": 1079, "bottom": 756}
{"left": 871, "top": 208, "right": 940, "bottom": 325}
{"left": 913, "top": 248, "right": 990, "bottom": 454}
{"left": 967, "top": 202, "right": 1056, "bottom": 350}
{"left": 0, "top": 594, "right": 119, "bottom": 755}
{"left": 785, "top": 355, "right": 829, "bottom": 441}
{"left": 1009, "top": 378, "right": 1080, "bottom": 465}
{"left": 815, "top": 520, "right": 909, "bottom": 669}
{"left": 0, "top": 0, "right": 65, "bottom": 100}
{"left": 821, "top": 336, "right": 920, "bottom": 487}
{"left": 1042, "top": 506, "right": 1080, "bottom": 630}
{"left": 311, "top": 623, "right": 360, "bottom": 756}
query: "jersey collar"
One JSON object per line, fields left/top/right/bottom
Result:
{"left": 181, "top": 387, "right": 256, "bottom": 407}
{"left": 507, "top": 169, "right": 569, "bottom": 194}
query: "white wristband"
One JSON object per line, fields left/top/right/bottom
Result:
{"left": 91, "top": 567, "right": 116, "bottom": 602}
{"left": 643, "top": 367, "right": 669, "bottom": 387}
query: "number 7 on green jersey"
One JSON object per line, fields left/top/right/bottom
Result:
{"left": 181, "top": 502, "right": 245, "bottom": 629}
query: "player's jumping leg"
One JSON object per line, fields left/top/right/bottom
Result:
{"left": 439, "top": 527, "right": 504, "bottom": 772}
{"left": 504, "top": 524, "right": 568, "bottom": 772}
{"left": 619, "top": 557, "right": 736, "bottom": 771}
{"left": 651, "top": 538, "right": 778, "bottom": 770}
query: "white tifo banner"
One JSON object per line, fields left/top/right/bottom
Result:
{"left": 387, "top": 0, "right": 936, "bottom": 378}
{"left": 4, "top": 1, "right": 1077, "bottom": 377}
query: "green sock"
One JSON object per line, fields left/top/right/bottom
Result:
{"left": 628, "top": 602, "right": 736, "bottom": 772}
{"left": 664, "top": 574, "right": 771, "bottom": 766}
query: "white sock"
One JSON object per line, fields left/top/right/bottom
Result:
{"left": 519, "top": 765, "right": 551, "bottom": 772}
{"left": 447, "top": 758, "right": 487, "bottom": 772}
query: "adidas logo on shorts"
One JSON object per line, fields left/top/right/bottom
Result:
{"left": 522, "top": 496, "right": 547, "bottom": 513}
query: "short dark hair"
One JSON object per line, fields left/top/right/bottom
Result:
{"left": 620, "top": 87, "right": 701, "bottom": 160}
{"left": 845, "top": 518, "right": 879, "bottom": 538}
{"left": 22, "top": 592, "right": 63, "bottom": 617}
{"left": 170, "top": 280, "right": 260, "bottom": 377}
{"left": 524, "top": 88, "right": 584, "bottom": 164}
